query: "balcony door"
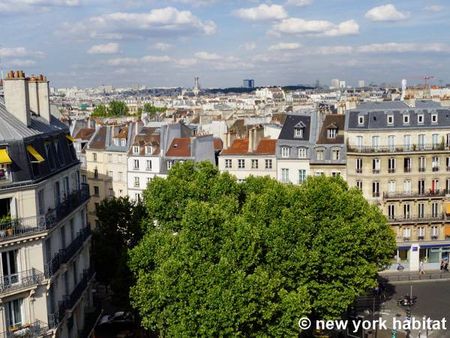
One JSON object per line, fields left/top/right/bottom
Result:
{"left": 2, "top": 250, "right": 19, "bottom": 287}
{"left": 5, "top": 299, "right": 23, "bottom": 328}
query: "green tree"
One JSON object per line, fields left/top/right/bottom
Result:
{"left": 143, "top": 103, "right": 166, "bottom": 119}
{"left": 129, "top": 162, "right": 396, "bottom": 337}
{"left": 109, "top": 100, "right": 129, "bottom": 116}
{"left": 93, "top": 196, "right": 147, "bottom": 307}
{"left": 91, "top": 104, "right": 108, "bottom": 117}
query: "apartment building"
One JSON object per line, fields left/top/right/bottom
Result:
{"left": 0, "top": 71, "right": 93, "bottom": 338}
{"left": 310, "top": 114, "right": 347, "bottom": 179}
{"left": 127, "top": 127, "right": 161, "bottom": 200}
{"left": 345, "top": 101, "right": 450, "bottom": 271}
{"left": 219, "top": 126, "right": 277, "bottom": 181}
{"left": 276, "top": 112, "right": 319, "bottom": 184}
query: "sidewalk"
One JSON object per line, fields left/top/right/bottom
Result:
{"left": 379, "top": 269, "right": 450, "bottom": 283}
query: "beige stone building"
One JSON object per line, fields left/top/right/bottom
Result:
{"left": 0, "top": 71, "right": 93, "bottom": 338}
{"left": 346, "top": 101, "right": 450, "bottom": 271}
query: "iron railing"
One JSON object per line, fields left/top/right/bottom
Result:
{"left": 388, "top": 213, "right": 445, "bottom": 223}
{"left": 0, "top": 269, "right": 45, "bottom": 295}
{"left": 383, "top": 190, "right": 447, "bottom": 199}
{"left": 347, "top": 143, "right": 448, "bottom": 153}
{"left": 0, "top": 184, "right": 89, "bottom": 243}
{"left": 45, "top": 226, "right": 92, "bottom": 277}
{"left": 2, "top": 320, "right": 49, "bottom": 338}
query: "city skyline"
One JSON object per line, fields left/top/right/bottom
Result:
{"left": 0, "top": 0, "right": 449, "bottom": 88}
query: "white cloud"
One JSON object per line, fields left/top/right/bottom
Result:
{"left": 0, "top": 0, "right": 79, "bottom": 12}
{"left": 154, "top": 42, "right": 172, "bottom": 51}
{"left": 234, "top": 4, "right": 287, "bottom": 21}
{"left": 6, "top": 59, "right": 36, "bottom": 67}
{"left": 272, "top": 18, "right": 359, "bottom": 36}
{"left": 424, "top": 5, "right": 444, "bottom": 12}
{"left": 365, "top": 4, "right": 409, "bottom": 22}
{"left": 241, "top": 42, "right": 257, "bottom": 51}
{"left": 194, "top": 51, "right": 221, "bottom": 60}
{"left": 107, "top": 55, "right": 171, "bottom": 66}
{"left": 63, "top": 7, "right": 216, "bottom": 40}
{"left": 269, "top": 42, "right": 301, "bottom": 51}
{"left": 87, "top": 43, "right": 119, "bottom": 54}
{"left": 286, "top": 0, "right": 312, "bottom": 7}
{"left": 0, "top": 47, "right": 29, "bottom": 58}
{"left": 356, "top": 42, "right": 450, "bottom": 53}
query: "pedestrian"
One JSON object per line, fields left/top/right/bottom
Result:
{"left": 440, "top": 259, "right": 445, "bottom": 271}
{"left": 419, "top": 261, "right": 425, "bottom": 275}
{"left": 445, "top": 260, "right": 449, "bottom": 272}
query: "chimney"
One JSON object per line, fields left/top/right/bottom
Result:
{"left": 37, "top": 74, "right": 51, "bottom": 123}
{"left": 248, "top": 126, "right": 264, "bottom": 152}
{"left": 3, "top": 70, "right": 31, "bottom": 126}
{"left": 248, "top": 128, "right": 254, "bottom": 152}
{"left": 28, "top": 75, "right": 40, "bottom": 115}
{"left": 225, "top": 130, "right": 236, "bottom": 149}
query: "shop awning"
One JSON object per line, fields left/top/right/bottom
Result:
{"left": 65, "top": 135, "right": 75, "bottom": 142}
{"left": 26, "top": 145, "right": 45, "bottom": 163}
{"left": 445, "top": 226, "right": 450, "bottom": 238}
{"left": 446, "top": 203, "right": 450, "bottom": 215}
{"left": 0, "top": 149, "right": 12, "bottom": 164}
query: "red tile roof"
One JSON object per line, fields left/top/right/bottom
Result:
{"left": 166, "top": 138, "right": 191, "bottom": 157}
{"left": 213, "top": 138, "right": 223, "bottom": 151}
{"left": 74, "top": 128, "right": 95, "bottom": 141}
{"left": 254, "top": 139, "right": 277, "bottom": 155}
{"left": 221, "top": 139, "right": 249, "bottom": 155}
{"left": 221, "top": 138, "right": 276, "bottom": 156}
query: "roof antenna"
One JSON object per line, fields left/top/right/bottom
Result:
{"left": 0, "top": 44, "right": 4, "bottom": 81}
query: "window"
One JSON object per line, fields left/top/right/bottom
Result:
{"left": 418, "top": 226, "right": 425, "bottom": 239}
{"left": 388, "top": 135, "right": 395, "bottom": 151}
{"left": 372, "top": 136, "right": 380, "bottom": 149}
{"left": 298, "top": 148, "right": 307, "bottom": 159}
{"left": 294, "top": 128, "right": 303, "bottom": 138}
{"left": 6, "top": 299, "right": 22, "bottom": 328}
{"left": 298, "top": 169, "right": 307, "bottom": 184}
{"left": 404, "top": 157, "right": 412, "bottom": 172}
{"left": 372, "top": 158, "right": 380, "bottom": 173}
{"left": 403, "top": 227, "right": 411, "bottom": 239}
{"left": 432, "top": 156, "right": 439, "bottom": 171}
{"left": 447, "top": 157, "right": 450, "bottom": 171}
{"left": 432, "top": 134, "right": 439, "bottom": 147}
{"left": 238, "top": 159, "right": 245, "bottom": 169}
{"left": 388, "top": 180, "right": 396, "bottom": 193}
{"left": 92, "top": 153, "right": 97, "bottom": 162}
{"left": 418, "top": 179, "right": 425, "bottom": 195}
{"left": 251, "top": 159, "right": 258, "bottom": 169}
{"left": 134, "top": 177, "right": 140, "bottom": 188}
{"left": 38, "top": 189, "right": 45, "bottom": 215}
{"left": 432, "top": 178, "right": 439, "bottom": 193}
{"left": 356, "top": 180, "right": 362, "bottom": 191}
{"left": 132, "top": 146, "right": 139, "bottom": 155}
{"left": 327, "top": 128, "right": 337, "bottom": 139}
{"left": 146, "top": 160, "right": 152, "bottom": 171}
{"left": 403, "top": 114, "right": 410, "bottom": 124}
{"left": 331, "top": 171, "right": 340, "bottom": 177}
{"left": 358, "top": 116, "right": 364, "bottom": 125}
{"left": 121, "top": 139, "right": 126, "bottom": 147}
{"left": 388, "top": 205, "right": 395, "bottom": 219}
{"left": 265, "top": 159, "right": 272, "bottom": 169}
{"left": 167, "top": 161, "right": 174, "bottom": 170}
{"left": 388, "top": 158, "right": 396, "bottom": 173}
{"left": 387, "top": 115, "right": 394, "bottom": 125}
{"left": 281, "top": 168, "right": 289, "bottom": 183}
{"left": 316, "top": 149, "right": 324, "bottom": 161}
{"left": 419, "top": 157, "right": 426, "bottom": 172}
{"left": 356, "top": 136, "right": 363, "bottom": 149}
{"left": 134, "top": 159, "right": 139, "bottom": 170}
{"left": 403, "top": 179, "right": 412, "bottom": 193}
{"left": 225, "top": 159, "right": 232, "bottom": 169}
{"left": 403, "top": 135, "right": 411, "bottom": 150}
{"left": 114, "top": 138, "right": 119, "bottom": 146}
{"left": 431, "top": 114, "right": 438, "bottom": 124}
{"left": 417, "top": 114, "right": 424, "bottom": 124}
{"left": 2, "top": 250, "right": 18, "bottom": 283}
{"left": 281, "top": 147, "right": 290, "bottom": 158}
{"left": 418, "top": 203, "right": 425, "bottom": 219}
{"left": 403, "top": 204, "right": 411, "bottom": 219}
{"left": 372, "top": 181, "right": 380, "bottom": 197}
{"left": 356, "top": 158, "right": 363, "bottom": 173}
{"left": 431, "top": 226, "right": 439, "bottom": 238}
{"left": 432, "top": 202, "right": 439, "bottom": 218}
{"left": 332, "top": 149, "right": 340, "bottom": 161}
{"left": 418, "top": 134, "right": 425, "bottom": 150}
{"left": 94, "top": 186, "right": 99, "bottom": 196}
{"left": 145, "top": 146, "right": 153, "bottom": 154}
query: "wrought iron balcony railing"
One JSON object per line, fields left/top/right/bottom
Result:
{"left": 0, "top": 269, "right": 45, "bottom": 295}
{"left": 383, "top": 190, "right": 447, "bottom": 199}
{"left": 2, "top": 320, "right": 49, "bottom": 338}
{"left": 347, "top": 143, "right": 448, "bottom": 153}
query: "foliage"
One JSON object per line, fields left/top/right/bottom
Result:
{"left": 143, "top": 103, "right": 166, "bottom": 118}
{"left": 129, "top": 162, "right": 396, "bottom": 337}
{"left": 93, "top": 196, "right": 147, "bottom": 307}
{"left": 91, "top": 100, "right": 130, "bottom": 117}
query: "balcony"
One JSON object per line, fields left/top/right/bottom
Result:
{"left": 388, "top": 168, "right": 395, "bottom": 173}
{"left": 0, "top": 269, "right": 45, "bottom": 295}
{"left": 347, "top": 143, "right": 447, "bottom": 154}
{"left": 388, "top": 213, "right": 445, "bottom": 224}
{"left": 372, "top": 192, "right": 380, "bottom": 198}
{"left": 432, "top": 167, "right": 439, "bottom": 172}
{"left": 419, "top": 167, "right": 426, "bottom": 172}
{"left": 45, "top": 226, "right": 92, "bottom": 277}
{"left": 2, "top": 320, "right": 49, "bottom": 338}
{"left": 404, "top": 167, "right": 411, "bottom": 173}
{"left": 0, "top": 184, "right": 89, "bottom": 243}
{"left": 51, "top": 268, "right": 95, "bottom": 326}
{"left": 383, "top": 190, "right": 447, "bottom": 200}
{"left": 372, "top": 169, "right": 380, "bottom": 174}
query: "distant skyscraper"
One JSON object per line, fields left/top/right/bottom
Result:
{"left": 193, "top": 76, "right": 200, "bottom": 96}
{"left": 331, "top": 79, "right": 340, "bottom": 89}
{"left": 339, "top": 80, "right": 346, "bottom": 89}
{"left": 243, "top": 79, "right": 255, "bottom": 89}
{"left": 358, "top": 80, "right": 365, "bottom": 88}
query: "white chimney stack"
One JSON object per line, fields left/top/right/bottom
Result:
{"left": 3, "top": 70, "right": 31, "bottom": 127}
{"left": 37, "top": 74, "right": 51, "bottom": 123}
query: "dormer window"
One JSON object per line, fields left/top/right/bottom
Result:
{"left": 358, "top": 116, "right": 364, "bottom": 125}
{"left": 121, "top": 139, "right": 126, "bottom": 147}
{"left": 113, "top": 138, "right": 119, "bottom": 146}
{"left": 403, "top": 114, "right": 410, "bottom": 125}
{"left": 145, "top": 146, "right": 153, "bottom": 155}
{"left": 432, "top": 114, "right": 438, "bottom": 124}
{"left": 387, "top": 115, "right": 394, "bottom": 125}
{"left": 417, "top": 114, "right": 424, "bottom": 124}
{"left": 327, "top": 128, "right": 337, "bottom": 139}
{"left": 281, "top": 146, "right": 290, "bottom": 158}
{"left": 132, "top": 146, "right": 139, "bottom": 155}
{"left": 294, "top": 121, "right": 306, "bottom": 138}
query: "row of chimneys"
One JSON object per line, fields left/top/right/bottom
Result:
{"left": 3, "top": 70, "right": 51, "bottom": 127}
{"left": 224, "top": 125, "right": 264, "bottom": 152}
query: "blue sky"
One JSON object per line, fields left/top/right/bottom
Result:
{"left": 0, "top": 0, "right": 449, "bottom": 88}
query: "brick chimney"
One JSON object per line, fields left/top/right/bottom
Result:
{"left": 37, "top": 74, "right": 51, "bottom": 123}
{"left": 248, "top": 126, "right": 264, "bottom": 152}
{"left": 225, "top": 130, "right": 237, "bottom": 149}
{"left": 28, "top": 75, "right": 40, "bottom": 115}
{"left": 3, "top": 70, "right": 31, "bottom": 126}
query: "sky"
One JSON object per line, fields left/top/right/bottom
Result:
{"left": 0, "top": 0, "right": 449, "bottom": 89}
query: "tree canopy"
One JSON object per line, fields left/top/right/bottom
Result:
{"left": 143, "top": 103, "right": 166, "bottom": 118}
{"left": 91, "top": 100, "right": 130, "bottom": 117}
{"left": 129, "top": 161, "right": 396, "bottom": 337}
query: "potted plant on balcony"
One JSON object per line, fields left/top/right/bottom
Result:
{"left": 0, "top": 214, "right": 14, "bottom": 237}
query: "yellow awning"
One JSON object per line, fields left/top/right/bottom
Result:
{"left": 0, "top": 149, "right": 12, "bottom": 164}
{"left": 445, "top": 225, "right": 450, "bottom": 238}
{"left": 26, "top": 145, "right": 45, "bottom": 163}
{"left": 66, "top": 135, "right": 75, "bottom": 142}
{"left": 446, "top": 203, "right": 450, "bottom": 215}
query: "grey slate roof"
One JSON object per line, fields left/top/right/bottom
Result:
{"left": 355, "top": 101, "right": 410, "bottom": 110}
